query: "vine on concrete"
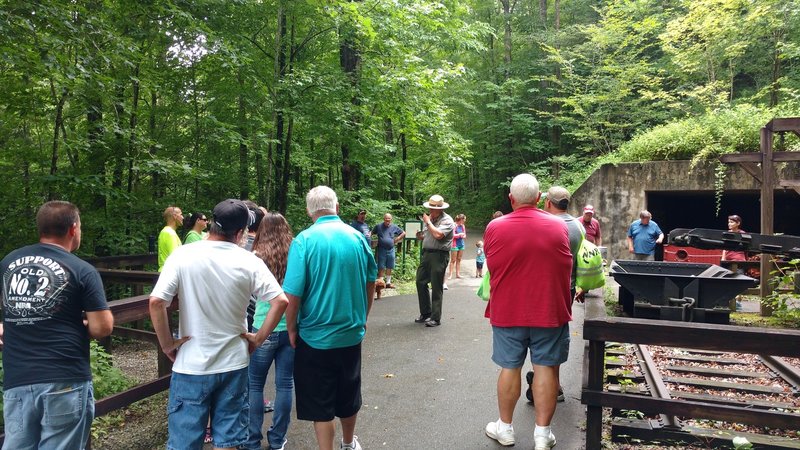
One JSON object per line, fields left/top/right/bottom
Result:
{"left": 714, "top": 163, "right": 728, "bottom": 217}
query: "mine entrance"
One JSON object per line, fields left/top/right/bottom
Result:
{"left": 645, "top": 190, "right": 800, "bottom": 260}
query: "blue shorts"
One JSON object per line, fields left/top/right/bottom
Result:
{"left": 491, "top": 325, "right": 570, "bottom": 368}
{"left": 167, "top": 368, "right": 249, "bottom": 449}
{"left": 376, "top": 247, "right": 396, "bottom": 270}
{"left": 2, "top": 380, "right": 94, "bottom": 450}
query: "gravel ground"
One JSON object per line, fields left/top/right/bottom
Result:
{"left": 92, "top": 339, "right": 168, "bottom": 450}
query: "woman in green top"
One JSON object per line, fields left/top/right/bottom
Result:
{"left": 183, "top": 212, "right": 208, "bottom": 244}
{"left": 245, "top": 213, "right": 295, "bottom": 450}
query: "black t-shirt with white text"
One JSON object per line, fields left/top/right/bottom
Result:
{"left": 1, "top": 243, "right": 109, "bottom": 390}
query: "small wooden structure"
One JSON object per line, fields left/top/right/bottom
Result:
{"left": 719, "top": 117, "right": 800, "bottom": 314}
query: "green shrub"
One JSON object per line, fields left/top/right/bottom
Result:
{"left": 609, "top": 104, "right": 800, "bottom": 164}
{"left": 90, "top": 340, "right": 135, "bottom": 399}
{"left": 764, "top": 259, "right": 800, "bottom": 326}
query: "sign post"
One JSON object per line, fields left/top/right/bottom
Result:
{"left": 401, "top": 220, "right": 423, "bottom": 277}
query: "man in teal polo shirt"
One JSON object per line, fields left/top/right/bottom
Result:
{"left": 284, "top": 185, "right": 377, "bottom": 450}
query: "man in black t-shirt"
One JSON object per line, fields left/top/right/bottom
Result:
{"left": 1, "top": 201, "right": 114, "bottom": 450}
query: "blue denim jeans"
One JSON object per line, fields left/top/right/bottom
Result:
{"left": 167, "top": 368, "right": 249, "bottom": 450}
{"left": 243, "top": 330, "right": 295, "bottom": 450}
{"left": 2, "top": 380, "right": 94, "bottom": 450}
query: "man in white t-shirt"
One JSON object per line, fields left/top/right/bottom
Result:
{"left": 149, "top": 199, "right": 289, "bottom": 450}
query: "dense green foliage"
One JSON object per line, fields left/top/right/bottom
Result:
{"left": 610, "top": 104, "right": 800, "bottom": 164}
{"left": 1, "top": 0, "right": 799, "bottom": 255}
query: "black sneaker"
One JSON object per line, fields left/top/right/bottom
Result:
{"left": 525, "top": 371, "right": 534, "bottom": 402}
{"left": 414, "top": 315, "right": 431, "bottom": 323}
{"left": 526, "top": 370, "right": 565, "bottom": 403}
{"left": 424, "top": 319, "right": 441, "bottom": 327}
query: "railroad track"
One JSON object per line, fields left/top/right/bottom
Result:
{"left": 605, "top": 343, "right": 800, "bottom": 449}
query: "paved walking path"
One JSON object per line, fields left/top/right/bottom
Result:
{"left": 267, "top": 228, "right": 589, "bottom": 449}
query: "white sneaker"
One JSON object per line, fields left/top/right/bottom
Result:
{"left": 443, "top": 283, "right": 449, "bottom": 290}
{"left": 485, "top": 421, "right": 515, "bottom": 446}
{"left": 341, "top": 435, "right": 362, "bottom": 450}
{"left": 534, "top": 431, "right": 557, "bottom": 450}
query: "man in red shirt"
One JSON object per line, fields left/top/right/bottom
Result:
{"left": 581, "top": 205, "right": 601, "bottom": 246}
{"left": 483, "top": 173, "right": 572, "bottom": 450}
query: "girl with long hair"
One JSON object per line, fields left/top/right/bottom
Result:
{"left": 244, "top": 213, "right": 295, "bottom": 450}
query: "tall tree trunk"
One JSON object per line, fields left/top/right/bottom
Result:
{"left": 191, "top": 62, "right": 201, "bottom": 191}
{"left": 326, "top": 141, "right": 333, "bottom": 186}
{"left": 499, "top": 0, "right": 515, "bottom": 155}
{"left": 539, "top": 0, "right": 549, "bottom": 107}
{"left": 127, "top": 64, "right": 140, "bottom": 194}
{"left": 149, "top": 90, "right": 160, "bottom": 197}
{"left": 487, "top": 7, "right": 497, "bottom": 83}
{"left": 49, "top": 82, "right": 69, "bottom": 200}
{"left": 87, "top": 93, "right": 106, "bottom": 207}
{"left": 85, "top": 0, "right": 106, "bottom": 208}
{"left": 539, "top": 0, "right": 547, "bottom": 27}
{"left": 339, "top": 0, "right": 363, "bottom": 191}
{"left": 770, "top": 32, "right": 781, "bottom": 107}
{"left": 499, "top": 0, "right": 515, "bottom": 80}
{"left": 400, "top": 132, "right": 407, "bottom": 199}
{"left": 273, "top": 0, "right": 289, "bottom": 212}
{"left": 266, "top": 140, "right": 274, "bottom": 210}
{"left": 237, "top": 69, "right": 249, "bottom": 200}
{"left": 112, "top": 83, "right": 126, "bottom": 190}
{"left": 279, "top": 13, "right": 297, "bottom": 209}
{"left": 255, "top": 142, "right": 266, "bottom": 206}
{"left": 554, "top": 0, "right": 560, "bottom": 30}
{"left": 282, "top": 114, "right": 293, "bottom": 206}
{"left": 551, "top": 0, "right": 562, "bottom": 151}
{"left": 384, "top": 117, "right": 397, "bottom": 200}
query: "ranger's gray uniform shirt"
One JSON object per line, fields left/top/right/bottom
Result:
{"left": 422, "top": 213, "right": 455, "bottom": 251}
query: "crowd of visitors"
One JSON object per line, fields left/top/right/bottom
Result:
{"left": 11, "top": 175, "right": 739, "bottom": 450}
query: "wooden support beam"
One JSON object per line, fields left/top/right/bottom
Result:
{"left": 760, "top": 127, "right": 775, "bottom": 316}
{"left": 84, "top": 254, "right": 156, "bottom": 269}
{"left": 772, "top": 151, "right": 800, "bottom": 162}
{"left": 765, "top": 117, "right": 800, "bottom": 132}
{"left": 584, "top": 340, "right": 606, "bottom": 450}
{"left": 112, "top": 326, "right": 159, "bottom": 344}
{"left": 582, "top": 391, "right": 800, "bottom": 430}
{"left": 779, "top": 179, "right": 800, "bottom": 195}
{"left": 108, "top": 295, "right": 177, "bottom": 325}
{"left": 583, "top": 317, "right": 800, "bottom": 357}
{"left": 740, "top": 161, "right": 762, "bottom": 182}
{"left": 719, "top": 151, "right": 800, "bottom": 163}
{"left": 97, "top": 268, "right": 160, "bottom": 285}
{"left": 719, "top": 153, "right": 761, "bottom": 163}
{"left": 94, "top": 375, "right": 171, "bottom": 417}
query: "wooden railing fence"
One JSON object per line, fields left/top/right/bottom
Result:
{"left": 581, "top": 298, "right": 800, "bottom": 449}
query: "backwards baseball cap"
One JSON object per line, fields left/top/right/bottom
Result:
{"left": 212, "top": 199, "right": 254, "bottom": 233}
{"left": 583, "top": 205, "right": 595, "bottom": 215}
{"left": 544, "top": 186, "right": 570, "bottom": 210}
